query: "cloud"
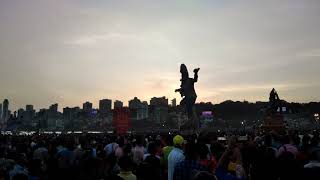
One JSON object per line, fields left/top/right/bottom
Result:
{"left": 296, "top": 49, "right": 320, "bottom": 58}
{"left": 1, "top": 0, "right": 320, "bottom": 110}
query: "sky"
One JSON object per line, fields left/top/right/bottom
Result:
{"left": 0, "top": 0, "right": 320, "bottom": 111}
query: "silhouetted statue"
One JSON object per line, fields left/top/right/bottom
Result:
{"left": 175, "top": 64, "right": 200, "bottom": 131}
{"left": 269, "top": 88, "right": 281, "bottom": 113}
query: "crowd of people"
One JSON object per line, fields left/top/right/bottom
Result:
{"left": 0, "top": 130, "right": 320, "bottom": 180}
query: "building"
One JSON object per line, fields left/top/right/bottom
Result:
{"left": 114, "top": 100, "right": 124, "bottom": 109}
{"left": 35, "top": 109, "right": 49, "bottom": 130}
{"left": 150, "top": 96, "right": 168, "bottom": 106}
{"left": 49, "top": 104, "right": 58, "bottom": 113}
{"left": 150, "top": 97, "right": 169, "bottom": 124}
{"left": 83, "top": 102, "right": 93, "bottom": 112}
{"left": 17, "top": 108, "right": 24, "bottom": 121}
{"left": 63, "top": 107, "right": 80, "bottom": 130}
{"left": 113, "top": 107, "right": 130, "bottom": 135}
{"left": 23, "top": 105, "right": 35, "bottom": 126}
{"left": 2, "top": 99, "right": 9, "bottom": 122}
{"left": 47, "top": 104, "right": 61, "bottom": 129}
{"left": 0, "top": 103, "right": 2, "bottom": 120}
{"left": 99, "top": 99, "right": 112, "bottom": 116}
{"left": 129, "top": 97, "right": 148, "bottom": 121}
{"left": 172, "top": 98, "right": 177, "bottom": 107}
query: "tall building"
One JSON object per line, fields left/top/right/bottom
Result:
{"left": 49, "top": 103, "right": 58, "bottom": 113}
{"left": 83, "top": 102, "right": 93, "bottom": 112}
{"left": 129, "top": 97, "right": 148, "bottom": 121}
{"left": 150, "top": 97, "right": 168, "bottom": 106}
{"left": 63, "top": 107, "right": 80, "bottom": 130}
{"left": 17, "top": 108, "right": 24, "bottom": 121}
{"left": 2, "top": 99, "right": 9, "bottom": 122}
{"left": 0, "top": 103, "right": 2, "bottom": 121}
{"left": 172, "top": 98, "right": 177, "bottom": 107}
{"left": 150, "top": 97, "right": 169, "bottom": 124}
{"left": 99, "top": 99, "right": 112, "bottom": 116}
{"left": 26, "top": 105, "right": 34, "bottom": 112}
{"left": 23, "top": 105, "right": 35, "bottom": 126}
{"left": 47, "top": 103, "right": 60, "bottom": 129}
{"left": 114, "top": 100, "right": 124, "bottom": 109}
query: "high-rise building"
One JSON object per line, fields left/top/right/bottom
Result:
{"left": 99, "top": 99, "right": 112, "bottom": 115}
{"left": 150, "top": 97, "right": 168, "bottom": 106}
{"left": 17, "top": 108, "right": 24, "bottom": 121}
{"left": 2, "top": 99, "right": 9, "bottom": 122}
{"left": 0, "top": 103, "right": 2, "bottom": 120}
{"left": 62, "top": 106, "right": 80, "bottom": 130}
{"left": 47, "top": 104, "right": 59, "bottom": 129}
{"left": 23, "top": 105, "right": 35, "bottom": 126}
{"left": 172, "top": 98, "right": 177, "bottom": 107}
{"left": 83, "top": 102, "right": 92, "bottom": 112}
{"left": 114, "top": 100, "right": 124, "bottom": 109}
{"left": 129, "top": 97, "right": 148, "bottom": 121}
{"left": 49, "top": 103, "right": 58, "bottom": 113}
{"left": 150, "top": 97, "right": 169, "bottom": 124}
{"left": 26, "top": 105, "right": 34, "bottom": 112}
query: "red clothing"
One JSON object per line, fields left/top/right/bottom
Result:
{"left": 199, "top": 155, "right": 217, "bottom": 173}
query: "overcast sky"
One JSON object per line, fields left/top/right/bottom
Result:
{"left": 1, "top": 0, "right": 320, "bottom": 111}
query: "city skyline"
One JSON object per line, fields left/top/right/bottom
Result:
{"left": 1, "top": 1, "right": 320, "bottom": 111}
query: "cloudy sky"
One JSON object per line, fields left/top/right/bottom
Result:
{"left": 1, "top": 0, "right": 320, "bottom": 111}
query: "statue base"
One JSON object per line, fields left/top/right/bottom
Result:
{"left": 179, "top": 107, "right": 199, "bottom": 134}
{"left": 261, "top": 113, "right": 286, "bottom": 133}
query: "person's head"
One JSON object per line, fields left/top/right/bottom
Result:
{"left": 184, "top": 142, "right": 199, "bottom": 160}
{"left": 118, "top": 155, "right": 133, "bottom": 172}
{"left": 123, "top": 144, "right": 132, "bottom": 155}
{"left": 198, "top": 143, "right": 209, "bottom": 160}
{"left": 302, "top": 134, "right": 310, "bottom": 146}
{"left": 293, "top": 135, "right": 300, "bottom": 146}
{"left": 12, "top": 174, "right": 28, "bottom": 180}
{"left": 193, "top": 171, "right": 217, "bottom": 180}
{"left": 227, "top": 136, "right": 237, "bottom": 149}
{"left": 165, "top": 135, "right": 174, "bottom": 147}
{"left": 173, "top": 135, "right": 184, "bottom": 148}
{"left": 310, "top": 135, "right": 319, "bottom": 147}
{"left": 147, "top": 142, "right": 158, "bottom": 155}
{"left": 264, "top": 134, "right": 273, "bottom": 147}
{"left": 281, "top": 135, "right": 291, "bottom": 145}
{"left": 309, "top": 149, "right": 320, "bottom": 161}
{"left": 15, "top": 153, "right": 27, "bottom": 167}
{"left": 136, "top": 136, "right": 144, "bottom": 147}
{"left": 117, "top": 137, "right": 125, "bottom": 147}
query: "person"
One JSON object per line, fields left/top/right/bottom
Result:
{"left": 140, "top": 142, "right": 161, "bottom": 180}
{"left": 303, "top": 149, "right": 320, "bottom": 180}
{"left": 115, "top": 137, "right": 125, "bottom": 159}
{"left": 168, "top": 135, "right": 185, "bottom": 180}
{"left": 118, "top": 155, "right": 136, "bottom": 180}
{"left": 173, "top": 142, "right": 208, "bottom": 180}
{"left": 215, "top": 137, "right": 246, "bottom": 180}
{"left": 276, "top": 135, "right": 299, "bottom": 157}
{"left": 104, "top": 136, "right": 119, "bottom": 157}
{"left": 9, "top": 153, "right": 28, "bottom": 180}
{"left": 193, "top": 171, "right": 217, "bottom": 180}
{"left": 162, "top": 135, "right": 174, "bottom": 179}
{"left": 198, "top": 143, "right": 217, "bottom": 174}
{"left": 132, "top": 137, "right": 145, "bottom": 165}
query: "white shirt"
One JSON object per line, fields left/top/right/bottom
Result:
{"left": 168, "top": 147, "right": 185, "bottom": 180}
